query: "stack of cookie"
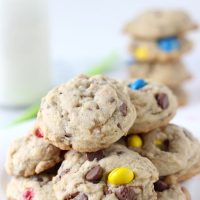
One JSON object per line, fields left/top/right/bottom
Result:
{"left": 5, "top": 75, "right": 200, "bottom": 200}
{"left": 124, "top": 10, "right": 198, "bottom": 106}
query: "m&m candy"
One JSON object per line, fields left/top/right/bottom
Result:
{"left": 128, "top": 79, "right": 147, "bottom": 90}
{"left": 157, "top": 36, "right": 180, "bottom": 52}
{"left": 108, "top": 167, "right": 135, "bottom": 185}
{"left": 134, "top": 47, "right": 149, "bottom": 61}
{"left": 154, "top": 139, "right": 163, "bottom": 146}
{"left": 34, "top": 128, "right": 43, "bottom": 138}
{"left": 22, "top": 188, "right": 34, "bottom": 200}
{"left": 128, "top": 135, "right": 143, "bottom": 148}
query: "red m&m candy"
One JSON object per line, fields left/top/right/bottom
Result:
{"left": 35, "top": 128, "right": 43, "bottom": 138}
{"left": 22, "top": 188, "right": 34, "bottom": 200}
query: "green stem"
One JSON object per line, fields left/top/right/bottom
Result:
{"left": 10, "top": 101, "right": 40, "bottom": 126}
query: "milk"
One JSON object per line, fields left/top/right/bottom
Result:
{"left": 0, "top": 0, "right": 50, "bottom": 107}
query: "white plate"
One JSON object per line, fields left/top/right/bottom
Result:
{"left": 1, "top": 111, "right": 200, "bottom": 199}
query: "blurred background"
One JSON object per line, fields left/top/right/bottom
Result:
{"left": 49, "top": 0, "right": 200, "bottom": 67}
{"left": 0, "top": 0, "right": 200, "bottom": 128}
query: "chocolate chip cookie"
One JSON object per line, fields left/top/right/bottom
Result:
{"left": 53, "top": 144, "right": 158, "bottom": 200}
{"left": 125, "top": 79, "right": 177, "bottom": 133}
{"left": 124, "top": 10, "right": 197, "bottom": 39}
{"left": 128, "top": 61, "right": 191, "bottom": 88}
{"left": 5, "top": 125, "right": 62, "bottom": 177}
{"left": 6, "top": 174, "right": 56, "bottom": 200}
{"left": 127, "top": 124, "right": 200, "bottom": 179}
{"left": 37, "top": 75, "right": 136, "bottom": 152}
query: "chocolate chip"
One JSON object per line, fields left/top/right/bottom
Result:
{"left": 110, "top": 97, "right": 115, "bottom": 103}
{"left": 119, "top": 103, "right": 128, "bottom": 116}
{"left": 44, "top": 163, "right": 62, "bottom": 175}
{"left": 160, "top": 139, "right": 170, "bottom": 152}
{"left": 36, "top": 177, "right": 44, "bottom": 182}
{"left": 116, "top": 151, "right": 124, "bottom": 155}
{"left": 155, "top": 93, "right": 169, "bottom": 109}
{"left": 96, "top": 104, "right": 100, "bottom": 110}
{"left": 117, "top": 123, "right": 122, "bottom": 129}
{"left": 154, "top": 180, "right": 169, "bottom": 192}
{"left": 34, "top": 176, "right": 50, "bottom": 186}
{"left": 74, "top": 193, "right": 88, "bottom": 200}
{"left": 115, "top": 186, "right": 136, "bottom": 200}
{"left": 86, "top": 151, "right": 104, "bottom": 161}
{"left": 65, "top": 133, "right": 72, "bottom": 138}
{"left": 85, "top": 165, "right": 103, "bottom": 183}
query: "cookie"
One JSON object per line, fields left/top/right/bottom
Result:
{"left": 6, "top": 174, "right": 56, "bottom": 200}
{"left": 154, "top": 180, "right": 190, "bottom": 200}
{"left": 37, "top": 74, "right": 136, "bottom": 152}
{"left": 129, "top": 37, "right": 192, "bottom": 63}
{"left": 129, "top": 61, "right": 191, "bottom": 88}
{"left": 53, "top": 144, "right": 158, "bottom": 200}
{"left": 5, "top": 125, "right": 62, "bottom": 177}
{"left": 126, "top": 124, "right": 200, "bottom": 178}
{"left": 125, "top": 79, "right": 177, "bottom": 133}
{"left": 167, "top": 154, "right": 200, "bottom": 183}
{"left": 124, "top": 10, "right": 198, "bottom": 39}
{"left": 171, "top": 87, "right": 188, "bottom": 106}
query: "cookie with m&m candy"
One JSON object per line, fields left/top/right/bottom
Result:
{"left": 5, "top": 124, "right": 62, "bottom": 177}
{"left": 53, "top": 144, "right": 159, "bottom": 200}
{"left": 129, "top": 37, "right": 192, "bottom": 63}
{"left": 125, "top": 79, "right": 177, "bottom": 134}
{"left": 6, "top": 174, "right": 56, "bottom": 200}
{"left": 127, "top": 124, "right": 200, "bottom": 183}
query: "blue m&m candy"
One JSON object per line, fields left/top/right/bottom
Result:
{"left": 128, "top": 79, "right": 147, "bottom": 90}
{"left": 157, "top": 36, "right": 180, "bottom": 52}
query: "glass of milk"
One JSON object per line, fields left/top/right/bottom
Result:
{"left": 0, "top": 0, "right": 51, "bottom": 107}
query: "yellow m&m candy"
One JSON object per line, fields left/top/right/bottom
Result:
{"left": 154, "top": 139, "right": 162, "bottom": 146}
{"left": 134, "top": 47, "right": 149, "bottom": 61}
{"left": 128, "top": 135, "right": 143, "bottom": 148}
{"left": 108, "top": 167, "right": 135, "bottom": 185}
